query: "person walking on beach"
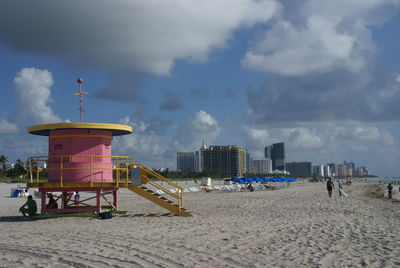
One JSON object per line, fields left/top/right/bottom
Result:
{"left": 338, "top": 180, "right": 343, "bottom": 196}
{"left": 326, "top": 179, "right": 334, "bottom": 198}
{"left": 387, "top": 183, "right": 393, "bottom": 199}
{"left": 19, "top": 195, "right": 37, "bottom": 217}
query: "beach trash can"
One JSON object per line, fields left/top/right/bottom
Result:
{"left": 201, "top": 177, "right": 212, "bottom": 186}
{"left": 131, "top": 168, "right": 142, "bottom": 186}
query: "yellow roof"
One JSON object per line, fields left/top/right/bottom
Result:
{"left": 27, "top": 122, "right": 132, "bottom": 136}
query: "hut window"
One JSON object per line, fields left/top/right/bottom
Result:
{"left": 54, "top": 144, "right": 63, "bottom": 150}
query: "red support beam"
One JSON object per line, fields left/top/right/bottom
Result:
{"left": 113, "top": 189, "right": 118, "bottom": 209}
{"left": 38, "top": 187, "right": 119, "bottom": 214}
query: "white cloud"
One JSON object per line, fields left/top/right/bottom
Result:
{"left": 113, "top": 116, "right": 167, "bottom": 168}
{"left": 14, "top": 68, "right": 61, "bottom": 124}
{"left": 243, "top": 0, "right": 399, "bottom": 75}
{"left": 172, "top": 110, "right": 221, "bottom": 152}
{"left": 0, "top": 0, "right": 281, "bottom": 76}
{"left": 0, "top": 118, "right": 18, "bottom": 134}
{"left": 14, "top": 68, "right": 61, "bottom": 123}
{"left": 242, "top": 127, "right": 270, "bottom": 158}
{"left": 286, "top": 128, "right": 322, "bottom": 149}
{"left": 241, "top": 122, "right": 398, "bottom": 169}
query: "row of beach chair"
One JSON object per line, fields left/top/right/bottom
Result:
{"left": 153, "top": 182, "right": 290, "bottom": 195}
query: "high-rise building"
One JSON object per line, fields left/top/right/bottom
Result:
{"left": 355, "top": 166, "right": 369, "bottom": 176}
{"left": 327, "top": 163, "right": 339, "bottom": 177}
{"left": 337, "top": 164, "right": 347, "bottom": 176}
{"left": 194, "top": 141, "right": 208, "bottom": 172}
{"left": 323, "top": 165, "right": 331, "bottom": 177}
{"left": 344, "top": 161, "right": 355, "bottom": 170}
{"left": 252, "top": 159, "right": 272, "bottom": 174}
{"left": 176, "top": 152, "right": 195, "bottom": 172}
{"left": 347, "top": 168, "right": 353, "bottom": 176}
{"left": 265, "top": 142, "right": 286, "bottom": 171}
{"left": 246, "top": 150, "right": 252, "bottom": 174}
{"left": 203, "top": 145, "right": 246, "bottom": 177}
{"left": 312, "top": 165, "right": 324, "bottom": 177}
{"left": 286, "top": 162, "right": 312, "bottom": 177}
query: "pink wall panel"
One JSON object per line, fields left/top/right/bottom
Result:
{"left": 48, "top": 129, "right": 114, "bottom": 182}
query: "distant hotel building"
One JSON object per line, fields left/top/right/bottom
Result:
{"left": 246, "top": 151, "right": 252, "bottom": 174}
{"left": 194, "top": 141, "right": 208, "bottom": 172}
{"left": 251, "top": 159, "right": 272, "bottom": 174}
{"left": 286, "top": 162, "right": 312, "bottom": 177}
{"left": 313, "top": 165, "right": 324, "bottom": 177}
{"left": 327, "top": 163, "right": 339, "bottom": 177}
{"left": 265, "top": 142, "right": 286, "bottom": 171}
{"left": 203, "top": 145, "right": 246, "bottom": 177}
{"left": 176, "top": 152, "right": 195, "bottom": 172}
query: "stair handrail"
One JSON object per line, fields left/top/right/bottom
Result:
{"left": 136, "top": 164, "right": 184, "bottom": 191}
{"left": 135, "top": 163, "right": 185, "bottom": 212}
{"left": 142, "top": 175, "right": 180, "bottom": 199}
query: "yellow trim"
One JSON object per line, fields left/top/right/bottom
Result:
{"left": 27, "top": 122, "right": 132, "bottom": 136}
{"left": 31, "top": 155, "right": 130, "bottom": 159}
{"left": 50, "top": 134, "right": 112, "bottom": 139}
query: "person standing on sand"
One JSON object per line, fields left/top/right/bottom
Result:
{"left": 326, "top": 179, "right": 334, "bottom": 198}
{"left": 387, "top": 183, "right": 393, "bottom": 199}
{"left": 338, "top": 180, "right": 343, "bottom": 196}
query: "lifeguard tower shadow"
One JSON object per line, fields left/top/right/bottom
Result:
{"left": 0, "top": 216, "right": 49, "bottom": 222}
{"left": 120, "top": 212, "right": 177, "bottom": 218}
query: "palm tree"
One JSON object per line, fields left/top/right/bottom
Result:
{"left": 0, "top": 155, "right": 7, "bottom": 175}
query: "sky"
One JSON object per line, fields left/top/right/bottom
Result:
{"left": 1, "top": 0, "right": 400, "bottom": 176}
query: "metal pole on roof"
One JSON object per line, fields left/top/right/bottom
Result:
{"left": 74, "top": 78, "right": 87, "bottom": 122}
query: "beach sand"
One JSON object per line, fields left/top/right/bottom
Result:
{"left": 0, "top": 181, "right": 399, "bottom": 267}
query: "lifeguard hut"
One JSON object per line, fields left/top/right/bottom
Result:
{"left": 26, "top": 78, "right": 191, "bottom": 216}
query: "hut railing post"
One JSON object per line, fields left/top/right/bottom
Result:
{"left": 90, "top": 155, "right": 93, "bottom": 187}
{"left": 60, "top": 156, "right": 63, "bottom": 188}
{"left": 28, "top": 158, "right": 33, "bottom": 184}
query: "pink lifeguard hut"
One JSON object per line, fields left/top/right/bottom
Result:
{"left": 26, "top": 79, "right": 191, "bottom": 216}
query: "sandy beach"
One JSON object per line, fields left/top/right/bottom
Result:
{"left": 0, "top": 181, "right": 399, "bottom": 267}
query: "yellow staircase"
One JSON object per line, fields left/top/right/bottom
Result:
{"left": 127, "top": 164, "right": 192, "bottom": 216}
{"left": 127, "top": 185, "right": 192, "bottom": 216}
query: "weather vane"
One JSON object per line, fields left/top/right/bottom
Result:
{"left": 73, "top": 78, "right": 87, "bottom": 122}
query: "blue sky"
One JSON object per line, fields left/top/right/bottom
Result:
{"left": 1, "top": 0, "right": 400, "bottom": 176}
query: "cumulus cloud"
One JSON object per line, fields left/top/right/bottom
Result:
{"left": 243, "top": 125, "right": 320, "bottom": 154}
{"left": 0, "top": 118, "right": 18, "bottom": 134}
{"left": 242, "top": 122, "right": 397, "bottom": 168}
{"left": 171, "top": 110, "right": 221, "bottom": 152}
{"left": 113, "top": 116, "right": 168, "bottom": 168}
{"left": 14, "top": 68, "right": 61, "bottom": 124}
{"left": 243, "top": 0, "right": 400, "bottom": 75}
{"left": 246, "top": 69, "right": 400, "bottom": 124}
{"left": 0, "top": 0, "right": 280, "bottom": 76}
